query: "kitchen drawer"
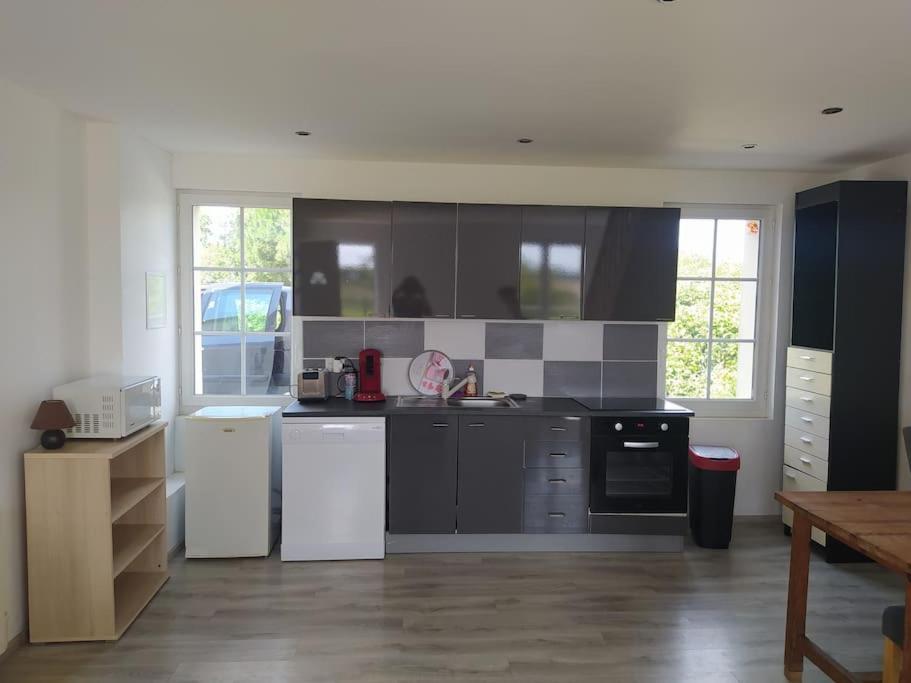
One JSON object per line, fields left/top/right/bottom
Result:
{"left": 524, "top": 467, "right": 586, "bottom": 496}
{"left": 787, "top": 347, "right": 833, "bottom": 375}
{"left": 524, "top": 440, "right": 585, "bottom": 469}
{"left": 525, "top": 416, "right": 584, "bottom": 442}
{"left": 783, "top": 445, "right": 828, "bottom": 483}
{"left": 785, "top": 387, "right": 831, "bottom": 418}
{"left": 523, "top": 495, "right": 588, "bottom": 533}
{"left": 786, "top": 367, "right": 832, "bottom": 396}
{"left": 781, "top": 465, "right": 826, "bottom": 546}
{"left": 785, "top": 406, "right": 830, "bottom": 439}
{"left": 784, "top": 426, "right": 829, "bottom": 461}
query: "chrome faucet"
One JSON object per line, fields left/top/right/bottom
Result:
{"left": 441, "top": 375, "right": 470, "bottom": 399}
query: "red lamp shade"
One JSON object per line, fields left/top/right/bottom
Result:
{"left": 30, "top": 400, "right": 76, "bottom": 430}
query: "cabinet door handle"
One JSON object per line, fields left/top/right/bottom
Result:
{"left": 467, "top": 423, "right": 485, "bottom": 428}
{"left": 799, "top": 355, "right": 814, "bottom": 361}
{"left": 799, "top": 436, "right": 813, "bottom": 444}
{"left": 547, "top": 512, "right": 566, "bottom": 518}
{"left": 548, "top": 452, "right": 567, "bottom": 458}
{"left": 799, "top": 376, "right": 813, "bottom": 382}
{"left": 432, "top": 423, "right": 449, "bottom": 428}
{"left": 799, "top": 457, "right": 812, "bottom": 465}
{"left": 433, "top": 314, "right": 450, "bottom": 318}
{"left": 800, "top": 416, "right": 813, "bottom": 423}
{"left": 549, "top": 426, "right": 567, "bottom": 432}
{"left": 548, "top": 478, "right": 567, "bottom": 484}
{"left": 460, "top": 314, "right": 476, "bottom": 318}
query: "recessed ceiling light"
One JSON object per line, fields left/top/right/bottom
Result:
{"left": 517, "top": 138, "right": 534, "bottom": 144}
{"left": 821, "top": 107, "right": 844, "bottom": 115}
{"left": 295, "top": 130, "right": 311, "bottom": 136}
{"left": 742, "top": 143, "right": 757, "bottom": 150}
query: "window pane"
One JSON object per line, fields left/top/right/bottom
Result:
{"left": 195, "top": 271, "right": 241, "bottom": 332}
{"left": 715, "top": 219, "right": 760, "bottom": 278}
{"left": 710, "top": 342, "right": 754, "bottom": 399}
{"left": 666, "top": 341, "right": 708, "bottom": 398}
{"left": 194, "top": 206, "right": 240, "bottom": 268}
{"left": 195, "top": 334, "right": 241, "bottom": 395}
{"left": 243, "top": 208, "right": 291, "bottom": 269}
{"left": 246, "top": 334, "right": 291, "bottom": 395}
{"left": 677, "top": 219, "right": 714, "bottom": 277}
{"left": 711, "top": 281, "right": 757, "bottom": 339}
{"left": 668, "top": 281, "right": 711, "bottom": 339}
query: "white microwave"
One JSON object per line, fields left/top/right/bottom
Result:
{"left": 53, "top": 375, "right": 161, "bottom": 439}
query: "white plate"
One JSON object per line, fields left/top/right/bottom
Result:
{"left": 409, "top": 350, "right": 454, "bottom": 396}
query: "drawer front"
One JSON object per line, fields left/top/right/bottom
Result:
{"left": 523, "top": 495, "right": 588, "bottom": 533}
{"left": 787, "top": 347, "right": 833, "bottom": 375}
{"left": 524, "top": 440, "right": 585, "bottom": 469}
{"left": 785, "top": 387, "right": 831, "bottom": 418}
{"left": 784, "top": 426, "right": 829, "bottom": 461}
{"left": 524, "top": 467, "right": 586, "bottom": 496}
{"left": 781, "top": 465, "right": 827, "bottom": 546}
{"left": 783, "top": 446, "right": 828, "bottom": 483}
{"left": 785, "top": 406, "right": 830, "bottom": 439}
{"left": 525, "top": 416, "right": 584, "bottom": 442}
{"left": 786, "top": 367, "right": 832, "bottom": 396}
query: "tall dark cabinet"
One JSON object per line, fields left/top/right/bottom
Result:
{"left": 783, "top": 180, "right": 907, "bottom": 562}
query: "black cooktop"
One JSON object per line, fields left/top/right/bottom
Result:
{"left": 572, "top": 397, "right": 694, "bottom": 415}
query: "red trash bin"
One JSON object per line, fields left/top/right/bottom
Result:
{"left": 688, "top": 445, "right": 741, "bottom": 549}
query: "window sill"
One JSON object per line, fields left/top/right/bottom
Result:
{"left": 667, "top": 398, "right": 770, "bottom": 420}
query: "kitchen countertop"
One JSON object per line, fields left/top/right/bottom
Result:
{"left": 282, "top": 396, "right": 694, "bottom": 419}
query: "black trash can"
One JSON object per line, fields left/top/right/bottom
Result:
{"left": 688, "top": 445, "right": 741, "bottom": 549}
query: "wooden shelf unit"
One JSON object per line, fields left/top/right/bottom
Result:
{"left": 24, "top": 421, "right": 169, "bottom": 643}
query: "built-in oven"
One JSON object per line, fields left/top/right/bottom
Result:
{"left": 589, "top": 416, "right": 689, "bottom": 514}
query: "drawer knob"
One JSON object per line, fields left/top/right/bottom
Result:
{"left": 785, "top": 472, "right": 797, "bottom": 480}
{"left": 800, "top": 436, "right": 813, "bottom": 444}
{"left": 799, "top": 457, "right": 812, "bottom": 465}
{"left": 547, "top": 512, "right": 566, "bottom": 518}
{"left": 799, "top": 355, "right": 814, "bottom": 361}
{"left": 799, "top": 376, "right": 813, "bottom": 382}
{"left": 548, "top": 478, "right": 567, "bottom": 484}
{"left": 800, "top": 416, "right": 813, "bottom": 423}
{"left": 800, "top": 396, "right": 813, "bottom": 402}
{"left": 548, "top": 452, "right": 567, "bottom": 458}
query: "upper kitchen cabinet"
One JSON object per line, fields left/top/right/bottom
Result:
{"left": 583, "top": 207, "right": 680, "bottom": 321}
{"left": 292, "top": 199, "right": 391, "bottom": 317}
{"left": 456, "top": 203, "right": 522, "bottom": 319}
{"left": 520, "top": 206, "right": 585, "bottom": 320}
{"left": 390, "top": 202, "right": 457, "bottom": 318}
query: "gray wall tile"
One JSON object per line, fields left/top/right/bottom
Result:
{"left": 365, "top": 321, "right": 425, "bottom": 358}
{"left": 603, "top": 324, "right": 659, "bottom": 361}
{"left": 450, "top": 359, "right": 484, "bottom": 395}
{"left": 485, "top": 322, "right": 544, "bottom": 359}
{"left": 543, "top": 361, "right": 601, "bottom": 397}
{"left": 602, "top": 361, "right": 658, "bottom": 397}
{"left": 301, "top": 320, "right": 364, "bottom": 358}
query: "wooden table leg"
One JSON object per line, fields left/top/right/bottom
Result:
{"left": 785, "top": 511, "right": 811, "bottom": 680}
{"left": 901, "top": 576, "right": 911, "bottom": 683}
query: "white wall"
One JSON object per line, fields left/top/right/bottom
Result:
{"left": 0, "top": 77, "right": 89, "bottom": 642}
{"left": 174, "top": 153, "right": 827, "bottom": 514}
{"left": 836, "top": 152, "right": 911, "bottom": 490}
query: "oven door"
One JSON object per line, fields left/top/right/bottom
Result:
{"left": 589, "top": 435, "right": 687, "bottom": 513}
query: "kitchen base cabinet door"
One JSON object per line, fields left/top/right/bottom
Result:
{"left": 457, "top": 417, "right": 524, "bottom": 533}
{"left": 388, "top": 416, "right": 458, "bottom": 533}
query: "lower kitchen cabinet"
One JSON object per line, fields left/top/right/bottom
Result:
{"left": 457, "top": 417, "right": 524, "bottom": 533}
{"left": 388, "top": 416, "right": 458, "bottom": 533}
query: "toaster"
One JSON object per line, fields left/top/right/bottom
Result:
{"left": 297, "top": 368, "right": 330, "bottom": 402}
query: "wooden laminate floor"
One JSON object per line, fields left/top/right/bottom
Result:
{"left": 0, "top": 519, "right": 903, "bottom": 683}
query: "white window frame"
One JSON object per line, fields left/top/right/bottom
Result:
{"left": 659, "top": 203, "right": 780, "bottom": 419}
{"left": 178, "top": 191, "right": 295, "bottom": 409}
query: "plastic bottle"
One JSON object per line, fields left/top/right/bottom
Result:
{"left": 465, "top": 364, "right": 478, "bottom": 397}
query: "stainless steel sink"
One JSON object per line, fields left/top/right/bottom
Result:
{"left": 395, "top": 395, "right": 518, "bottom": 409}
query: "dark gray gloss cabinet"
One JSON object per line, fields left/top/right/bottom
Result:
{"left": 292, "top": 198, "right": 391, "bottom": 317}
{"left": 456, "top": 204, "right": 522, "bottom": 319}
{"left": 391, "top": 202, "right": 457, "bottom": 318}
{"left": 520, "top": 205, "right": 585, "bottom": 320}
{"left": 388, "top": 416, "right": 458, "bottom": 533}
{"left": 456, "top": 416, "right": 524, "bottom": 533}
{"left": 582, "top": 207, "right": 680, "bottom": 321}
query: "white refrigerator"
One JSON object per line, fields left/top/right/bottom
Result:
{"left": 182, "top": 406, "right": 281, "bottom": 558}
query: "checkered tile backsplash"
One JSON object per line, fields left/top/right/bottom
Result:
{"left": 299, "top": 319, "right": 660, "bottom": 398}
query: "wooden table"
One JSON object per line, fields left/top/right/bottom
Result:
{"left": 776, "top": 491, "right": 911, "bottom": 683}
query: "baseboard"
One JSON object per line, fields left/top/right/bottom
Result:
{"left": 168, "top": 542, "right": 185, "bottom": 560}
{"left": 0, "top": 630, "right": 26, "bottom": 666}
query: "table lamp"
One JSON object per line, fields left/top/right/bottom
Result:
{"left": 31, "top": 400, "right": 76, "bottom": 449}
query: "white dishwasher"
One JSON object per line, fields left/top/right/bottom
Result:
{"left": 281, "top": 417, "right": 386, "bottom": 561}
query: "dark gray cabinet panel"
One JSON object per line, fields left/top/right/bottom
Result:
{"left": 456, "top": 204, "right": 522, "bottom": 319}
{"left": 391, "top": 202, "right": 457, "bottom": 318}
{"left": 520, "top": 206, "right": 585, "bottom": 320}
{"left": 523, "top": 495, "right": 588, "bottom": 533}
{"left": 583, "top": 207, "right": 680, "bottom": 321}
{"left": 293, "top": 198, "right": 391, "bottom": 317}
{"left": 457, "top": 417, "right": 524, "bottom": 533}
{"left": 388, "top": 416, "right": 458, "bottom": 533}
{"left": 791, "top": 201, "right": 837, "bottom": 350}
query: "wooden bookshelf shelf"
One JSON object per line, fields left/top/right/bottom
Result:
{"left": 24, "top": 421, "right": 169, "bottom": 643}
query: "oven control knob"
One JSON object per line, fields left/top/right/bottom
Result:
{"left": 614, "top": 422, "right": 623, "bottom": 432}
{"left": 660, "top": 423, "right": 669, "bottom": 432}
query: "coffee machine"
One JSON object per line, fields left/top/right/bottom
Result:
{"left": 354, "top": 348, "right": 386, "bottom": 402}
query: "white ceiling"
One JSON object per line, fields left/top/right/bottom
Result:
{"left": 2, "top": 0, "right": 911, "bottom": 171}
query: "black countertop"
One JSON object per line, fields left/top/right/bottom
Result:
{"left": 282, "top": 396, "right": 693, "bottom": 419}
